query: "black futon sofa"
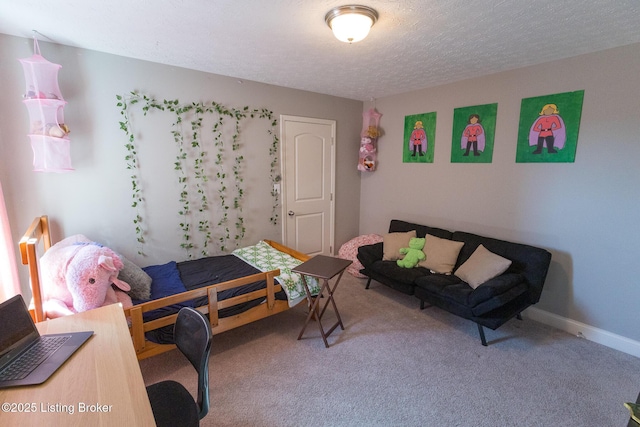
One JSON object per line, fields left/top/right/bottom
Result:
{"left": 357, "top": 220, "right": 552, "bottom": 345}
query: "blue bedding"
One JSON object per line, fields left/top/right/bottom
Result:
{"left": 131, "top": 261, "right": 194, "bottom": 322}
{"left": 134, "top": 255, "right": 287, "bottom": 344}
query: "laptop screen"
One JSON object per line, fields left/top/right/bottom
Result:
{"left": 0, "top": 296, "right": 39, "bottom": 359}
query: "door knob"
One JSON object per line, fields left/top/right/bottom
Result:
{"left": 288, "top": 211, "right": 295, "bottom": 216}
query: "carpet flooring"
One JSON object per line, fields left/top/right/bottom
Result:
{"left": 139, "top": 272, "right": 640, "bottom": 426}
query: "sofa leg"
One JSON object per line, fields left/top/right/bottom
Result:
{"left": 419, "top": 300, "right": 432, "bottom": 310}
{"left": 477, "top": 324, "right": 488, "bottom": 346}
{"left": 516, "top": 313, "right": 523, "bottom": 320}
{"left": 365, "top": 278, "right": 372, "bottom": 289}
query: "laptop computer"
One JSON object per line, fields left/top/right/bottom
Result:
{"left": 0, "top": 294, "right": 93, "bottom": 388}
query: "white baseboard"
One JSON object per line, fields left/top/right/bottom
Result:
{"left": 523, "top": 307, "right": 640, "bottom": 359}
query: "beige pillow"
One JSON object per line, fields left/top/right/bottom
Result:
{"left": 382, "top": 230, "right": 416, "bottom": 261}
{"left": 454, "top": 245, "right": 512, "bottom": 289}
{"left": 418, "top": 234, "right": 464, "bottom": 274}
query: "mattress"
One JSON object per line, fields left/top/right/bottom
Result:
{"left": 135, "top": 254, "right": 287, "bottom": 344}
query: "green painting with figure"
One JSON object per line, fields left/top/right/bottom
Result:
{"left": 516, "top": 90, "right": 584, "bottom": 163}
{"left": 403, "top": 112, "right": 436, "bottom": 163}
{"left": 451, "top": 103, "right": 498, "bottom": 163}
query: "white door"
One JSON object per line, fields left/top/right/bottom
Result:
{"left": 281, "top": 115, "right": 335, "bottom": 256}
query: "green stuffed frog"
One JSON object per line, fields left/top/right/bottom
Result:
{"left": 397, "top": 237, "right": 426, "bottom": 268}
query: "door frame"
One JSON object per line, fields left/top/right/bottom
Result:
{"left": 280, "top": 115, "right": 336, "bottom": 255}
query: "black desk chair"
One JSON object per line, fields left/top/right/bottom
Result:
{"left": 146, "top": 307, "right": 213, "bottom": 427}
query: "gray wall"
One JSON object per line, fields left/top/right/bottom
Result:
{"left": 3, "top": 31, "right": 638, "bottom": 352}
{"left": 0, "top": 34, "right": 362, "bottom": 290}
{"left": 359, "top": 43, "right": 640, "bottom": 344}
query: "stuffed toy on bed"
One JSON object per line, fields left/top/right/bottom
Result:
{"left": 397, "top": 237, "right": 426, "bottom": 269}
{"left": 40, "top": 235, "right": 133, "bottom": 318}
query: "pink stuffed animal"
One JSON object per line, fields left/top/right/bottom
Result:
{"left": 40, "top": 235, "right": 133, "bottom": 318}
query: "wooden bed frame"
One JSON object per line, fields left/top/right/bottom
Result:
{"left": 19, "top": 215, "right": 310, "bottom": 359}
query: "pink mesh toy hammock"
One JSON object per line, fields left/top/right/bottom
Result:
{"left": 358, "top": 108, "right": 381, "bottom": 172}
{"left": 19, "top": 37, "right": 72, "bottom": 172}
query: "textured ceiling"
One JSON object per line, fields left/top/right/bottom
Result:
{"left": 1, "top": 0, "right": 640, "bottom": 101}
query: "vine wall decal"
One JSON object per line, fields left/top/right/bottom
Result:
{"left": 116, "top": 91, "right": 280, "bottom": 257}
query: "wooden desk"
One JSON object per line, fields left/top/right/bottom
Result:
{"left": 0, "top": 304, "right": 155, "bottom": 426}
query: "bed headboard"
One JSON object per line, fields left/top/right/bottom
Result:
{"left": 19, "top": 215, "right": 52, "bottom": 323}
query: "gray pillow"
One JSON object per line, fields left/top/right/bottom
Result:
{"left": 117, "top": 254, "right": 152, "bottom": 300}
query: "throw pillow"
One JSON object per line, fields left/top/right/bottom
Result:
{"left": 382, "top": 230, "right": 417, "bottom": 261}
{"left": 139, "top": 261, "right": 186, "bottom": 301}
{"left": 418, "top": 234, "right": 464, "bottom": 274}
{"left": 117, "top": 254, "right": 152, "bottom": 300}
{"left": 454, "top": 244, "right": 512, "bottom": 289}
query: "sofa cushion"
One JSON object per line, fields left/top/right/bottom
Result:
{"left": 468, "top": 273, "right": 528, "bottom": 316}
{"left": 452, "top": 231, "right": 551, "bottom": 304}
{"left": 357, "top": 242, "right": 383, "bottom": 269}
{"left": 418, "top": 234, "right": 464, "bottom": 274}
{"left": 414, "top": 274, "right": 473, "bottom": 313}
{"left": 369, "top": 260, "right": 430, "bottom": 286}
{"left": 389, "top": 219, "right": 452, "bottom": 240}
{"left": 454, "top": 245, "right": 512, "bottom": 288}
{"left": 414, "top": 271, "right": 528, "bottom": 317}
{"left": 382, "top": 230, "right": 416, "bottom": 261}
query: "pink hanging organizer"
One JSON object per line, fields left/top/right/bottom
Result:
{"left": 19, "top": 38, "right": 73, "bottom": 172}
{"left": 358, "top": 108, "right": 381, "bottom": 172}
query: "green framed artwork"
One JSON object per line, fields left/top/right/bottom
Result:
{"left": 516, "top": 90, "right": 584, "bottom": 163}
{"left": 451, "top": 103, "right": 498, "bottom": 163}
{"left": 403, "top": 112, "right": 436, "bottom": 163}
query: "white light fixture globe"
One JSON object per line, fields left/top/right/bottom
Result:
{"left": 325, "top": 5, "right": 378, "bottom": 43}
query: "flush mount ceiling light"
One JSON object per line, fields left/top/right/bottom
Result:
{"left": 325, "top": 5, "right": 379, "bottom": 43}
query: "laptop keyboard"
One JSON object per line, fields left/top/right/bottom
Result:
{"left": 0, "top": 336, "right": 70, "bottom": 381}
